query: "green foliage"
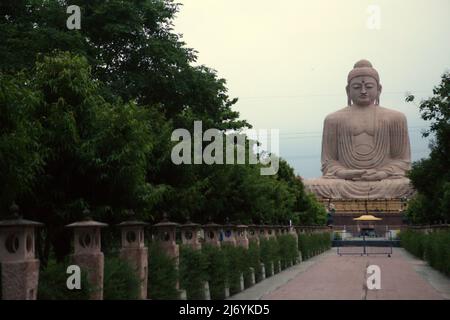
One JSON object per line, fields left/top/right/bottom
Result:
{"left": 296, "top": 193, "right": 328, "bottom": 226}
{"left": 221, "top": 243, "right": 248, "bottom": 295}
{"left": 38, "top": 259, "right": 91, "bottom": 300}
{"left": 277, "top": 234, "right": 299, "bottom": 269}
{"left": 103, "top": 256, "right": 140, "bottom": 300}
{"left": 0, "top": 0, "right": 328, "bottom": 259}
{"left": 147, "top": 242, "right": 179, "bottom": 300}
{"left": 179, "top": 245, "right": 208, "bottom": 299}
{"left": 400, "top": 229, "right": 426, "bottom": 258}
{"left": 201, "top": 244, "right": 227, "bottom": 300}
{"left": 406, "top": 72, "right": 450, "bottom": 224}
{"left": 401, "top": 229, "right": 450, "bottom": 276}
{"left": 298, "top": 232, "right": 331, "bottom": 260}
{"left": 259, "top": 238, "right": 280, "bottom": 276}
{"left": 247, "top": 240, "right": 262, "bottom": 282}
{"left": 0, "top": 71, "right": 43, "bottom": 211}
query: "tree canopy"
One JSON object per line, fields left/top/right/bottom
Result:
{"left": 0, "top": 0, "right": 327, "bottom": 261}
{"left": 406, "top": 71, "right": 450, "bottom": 224}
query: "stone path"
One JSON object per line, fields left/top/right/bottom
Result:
{"left": 229, "top": 248, "right": 450, "bottom": 300}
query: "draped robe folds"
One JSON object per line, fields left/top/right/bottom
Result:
{"left": 304, "top": 106, "right": 415, "bottom": 199}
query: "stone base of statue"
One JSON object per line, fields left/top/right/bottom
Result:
{"left": 305, "top": 177, "right": 415, "bottom": 200}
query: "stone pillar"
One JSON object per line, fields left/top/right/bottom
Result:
{"left": 181, "top": 218, "right": 211, "bottom": 299}
{"left": 152, "top": 214, "right": 180, "bottom": 291}
{"left": 289, "top": 225, "right": 299, "bottom": 265}
{"left": 273, "top": 224, "right": 281, "bottom": 237}
{"left": 239, "top": 273, "right": 245, "bottom": 291}
{"left": 268, "top": 225, "right": 277, "bottom": 239}
{"left": 0, "top": 203, "right": 43, "bottom": 300}
{"left": 249, "top": 267, "right": 256, "bottom": 286}
{"left": 222, "top": 218, "right": 237, "bottom": 246}
{"left": 247, "top": 224, "right": 260, "bottom": 246}
{"left": 236, "top": 224, "right": 249, "bottom": 249}
{"left": 202, "top": 220, "right": 222, "bottom": 248}
{"left": 203, "top": 281, "right": 211, "bottom": 300}
{"left": 66, "top": 209, "right": 108, "bottom": 300}
{"left": 260, "top": 263, "right": 266, "bottom": 280}
{"left": 180, "top": 219, "right": 202, "bottom": 250}
{"left": 118, "top": 215, "right": 148, "bottom": 300}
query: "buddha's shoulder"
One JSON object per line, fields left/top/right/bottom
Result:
{"left": 376, "top": 106, "right": 407, "bottom": 121}
{"left": 324, "top": 107, "right": 352, "bottom": 122}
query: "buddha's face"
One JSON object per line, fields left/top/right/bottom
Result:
{"left": 347, "top": 76, "right": 381, "bottom": 106}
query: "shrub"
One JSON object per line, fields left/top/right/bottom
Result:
{"left": 179, "top": 245, "right": 208, "bottom": 299}
{"left": 147, "top": 242, "right": 179, "bottom": 300}
{"left": 201, "top": 244, "right": 227, "bottom": 299}
{"left": 400, "top": 229, "right": 425, "bottom": 258}
{"left": 221, "top": 243, "right": 248, "bottom": 295}
{"left": 298, "top": 232, "right": 331, "bottom": 260}
{"left": 259, "top": 237, "right": 280, "bottom": 276}
{"left": 247, "top": 240, "right": 262, "bottom": 282}
{"left": 103, "top": 256, "right": 140, "bottom": 300}
{"left": 38, "top": 259, "right": 91, "bottom": 300}
{"left": 277, "top": 234, "right": 298, "bottom": 269}
{"left": 401, "top": 229, "right": 450, "bottom": 276}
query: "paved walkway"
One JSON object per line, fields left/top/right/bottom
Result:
{"left": 229, "top": 248, "right": 450, "bottom": 300}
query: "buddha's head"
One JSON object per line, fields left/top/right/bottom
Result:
{"left": 346, "top": 59, "right": 382, "bottom": 107}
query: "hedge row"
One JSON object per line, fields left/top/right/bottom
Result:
{"left": 400, "top": 229, "right": 450, "bottom": 276}
{"left": 298, "top": 232, "right": 331, "bottom": 260}
{"left": 176, "top": 233, "right": 330, "bottom": 300}
{"left": 37, "top": 255, "right": 140, "bottom": 300}
{"left": 9, "top": 232, "right": 331, "bottom": 300}
{"left": 178, "top": 235, "right": 299, "bottom": 299}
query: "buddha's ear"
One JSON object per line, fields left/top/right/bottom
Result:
{"left": 345, "top": 85, "right": 351, "bottom": 106}
{"left": 377, "top": 83, "right": 382, "bottom": 105}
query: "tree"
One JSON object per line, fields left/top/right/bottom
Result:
{"left": 0, "top": 0, "right": 248, "bottom": 130}
{"left": 406, "top": 71, "right": 450, "bottom": 223}
{"left": 0, "top": 71, "right": 43, "bottom": 210}
{"left": 5, "top": 52, "right": 155, "bottom": 261}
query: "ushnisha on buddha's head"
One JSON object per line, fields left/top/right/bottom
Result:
{"left": 346, "top": 59, "right": 382, "bottom": 107}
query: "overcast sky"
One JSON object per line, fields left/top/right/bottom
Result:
{"left": 173, "top": 0, "right": 450, "bottom": 178}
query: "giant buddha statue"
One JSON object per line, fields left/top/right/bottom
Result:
{"left": 304, "top": 60, "right": 414, "bottom": 199}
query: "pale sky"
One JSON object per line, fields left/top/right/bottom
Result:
{"left": 173, "top": 0, "right": 450, "bottom": 178}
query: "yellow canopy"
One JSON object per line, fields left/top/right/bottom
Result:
{"left": 353, "top": 215, "right": 382, "bottom": 221}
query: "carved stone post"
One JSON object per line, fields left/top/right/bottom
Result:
{"left": 66, "top": 209, "right": 108, "bottom": 300}
{"left": 222, "top": 218, "right": 237, "bottom": 247}
{"left": 236, "top": 224, "right": 249, "bottom": 249}
{"left": 180, "top": 218, "right": 202, "bottom": 250}
{"left": 247, "top": 224, "right": 260, "bottom": 246}
{"left": 0, "top": 203, "right": 43, "bottom": 300}
{"left": 202, "top": 218, "right": 222, "bottom": 248}
{"left": 118, "top": 214, "right": 148, "bottom": 300}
